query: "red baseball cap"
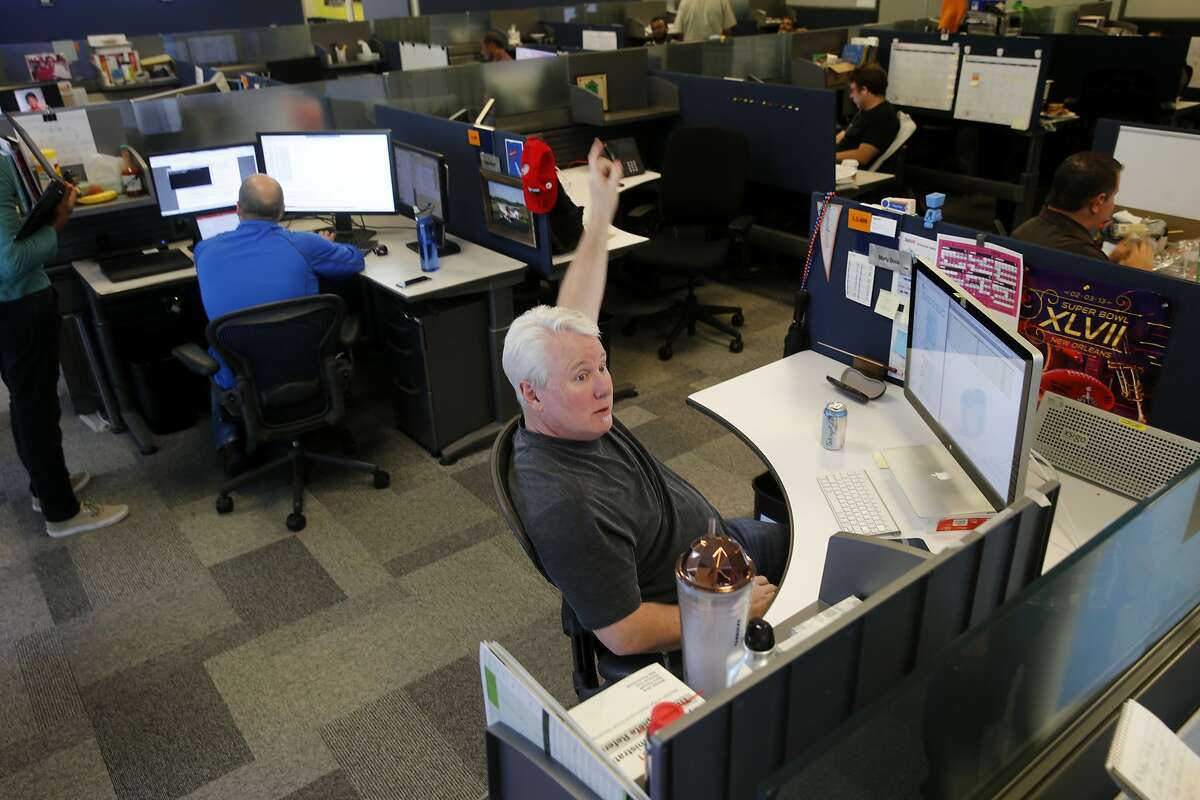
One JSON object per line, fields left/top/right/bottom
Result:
{"left": 521, "top": 137, "right": 558, "bottom": 214}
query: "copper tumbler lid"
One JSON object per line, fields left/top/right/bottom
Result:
{"left": 675, "top": 527, "right": 755, "bottom": 593}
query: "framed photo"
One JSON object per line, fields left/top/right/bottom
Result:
{"left": 480, "top": 170, "right": 537, "bottom": 249}
{"left": 575, "top": 73, "right": 609, "bottom": 112}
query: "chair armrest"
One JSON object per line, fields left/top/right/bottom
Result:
{"left": 340, "top": 314, "right": 361, "bottom": 347}
{"left": 627, "top": 203, "right": 657, "bottom": 221}
{"left": 729, "top": 214, "right": 756, "bottom": 239}
{"left": 172, "top": 343, "right": 219, "bottom": 378}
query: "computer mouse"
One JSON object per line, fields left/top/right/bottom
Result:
{"left": 373, "top": 244, "right": 389, "bottom": 257}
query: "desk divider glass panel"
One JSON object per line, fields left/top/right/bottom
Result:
{"left": 770, "top": 460, "right": 1200, "bottom": 800}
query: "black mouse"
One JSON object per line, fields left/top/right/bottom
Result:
{"left": 372, "top": 244, "right": 389, "bottom": 256}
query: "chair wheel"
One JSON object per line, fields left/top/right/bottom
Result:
{"left": 216, "top": 495, "right": 233, "bottom": 514}
{"left": 658, "top": 344, "right": 673, "bottom": 361}
{"left": 731, "top": 312, "right": 745, "bottom": 328}
{"left": 373, "top": 470, "right": 390, "bottom": 489}
{"left": 286, "top": 513, "right": 306, "bottom": 532}
{"left": 730, "top": 338, "right": 744, "bottom": 353}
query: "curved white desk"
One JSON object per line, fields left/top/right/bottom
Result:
{"left": 687, "top": 350, "right": 1134, "bottom": 626}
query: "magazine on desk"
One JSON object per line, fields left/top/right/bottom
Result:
{"left": 479, "top": 642, "right": 702, "bottom": 797}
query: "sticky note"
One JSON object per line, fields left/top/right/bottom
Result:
{"left": 467, "top": 129, "right": 481, "bottom": 146}
{"left": 847, "top": 208, "right": 872, "bottom": 232}
{"left": 869, "top": 215, "right": 898, "bottom": 238}
{"left": 874, "top": 289, "right": 902, "bottom": 320}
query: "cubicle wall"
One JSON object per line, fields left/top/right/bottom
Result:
{"left": 374, "top": 103, "right": 552, "bottom": 272}
{"left": 658, "top": 71, "right": 835, "bottom": 194}
{"left": 646, "top": 481, "right": 1061, "bottom": 800}
{"left": 806, "top": 194, "right": 1200, "bottom": 443}
{"left": 163, "top": 26, "right": 315, "bottom": 67}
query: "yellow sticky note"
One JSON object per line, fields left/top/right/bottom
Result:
{"left": 467, "top": 129, "right": 481, "bottom": 146}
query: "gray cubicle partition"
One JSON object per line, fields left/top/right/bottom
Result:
{"left": 773, "top": 461, "right": 1200, "bottom": 800}
{"left": 645, "top": 480, "right": 1061, "bottom": 800}
{"left": 163, "top": 26, "right": 314, "bottom": 67}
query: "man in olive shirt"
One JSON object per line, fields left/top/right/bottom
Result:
{"left": 836, "top": 64, "right": 901, "bottom": 166}
{"left": 1012, "top": 152, "right": 1152, "bottom": 269}
{"left": 0, "top": 158, "right": 128, "bottom": 537}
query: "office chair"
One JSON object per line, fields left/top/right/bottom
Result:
{"left": 173, "top": 295, "right": 390, "bottom": 532}
{"left": 626, "top": 126, "right": 754, "bottom": 361}
{"left": 869, "top": 110, "right": 917, "bottom": 171}
{"left": 490, "top": 416, "right": 667, "bottom": 700}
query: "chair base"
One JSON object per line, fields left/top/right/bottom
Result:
{"left": 215, "top": 438, "right": 388, "bottom": 530}
{"left": 629, "top": 284, "right": 745, "bottom": 361}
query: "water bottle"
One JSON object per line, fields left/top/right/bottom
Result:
{"left": 724, "top": 618, "right": 775, "bottom": 688}
{"left": 416, "top": 211, "right": 439, "bottom": 273}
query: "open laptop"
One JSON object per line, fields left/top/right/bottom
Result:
{"left": 4, "top": 113, "right": 67, "bottom": 241}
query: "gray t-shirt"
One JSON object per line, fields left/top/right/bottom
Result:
{"left": 509, "top": 418, "right": 726, "bottom": 630}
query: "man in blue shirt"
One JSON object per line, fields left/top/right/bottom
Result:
{"left": 194, "top": 174, "right": 365, "bottom": 473}
{"left": 0, "top": 158, "right": 129, "bottom": 537}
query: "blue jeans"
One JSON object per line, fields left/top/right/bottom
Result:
{"left": 724, "top": 517, "right": 788, "bottom": 586}
{"left": 210, "top": 386, "right": 239, "bottom": 450}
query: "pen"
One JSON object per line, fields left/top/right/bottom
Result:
{"left": 396, "top": 276, "right": 431, "bottom": 288}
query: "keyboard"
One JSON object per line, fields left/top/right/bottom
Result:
{"left": 317, "top": 227, "right": 377, "bottom": 250}
{"left": 98, "top": 248, "right": 193, "bottom": 283}
{"left": 816, "top": 470, "right": 900, "bottom": 536}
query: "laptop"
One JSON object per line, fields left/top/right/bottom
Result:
{"left": 4, "top": 113, "right": 67, "bottom": 241}
{"left": 195, "top": 209, "right": 240, "bottom": 241}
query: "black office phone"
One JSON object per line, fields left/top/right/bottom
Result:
{"left": 5, "top": 113, "right": 67, "bottom": 241}
{"left": 604, "top": 137, "right": 645, "bottom": 178}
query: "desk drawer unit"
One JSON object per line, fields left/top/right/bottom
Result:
{"left": 374, "top": 290, "right": 492, "bottom": 455}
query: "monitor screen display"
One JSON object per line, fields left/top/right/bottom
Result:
{"left": 148, "top": 144, "right": 258, "bottom": 217}
{"left": 482, "top": 174, "right": 535, "bottom": 247}
{"left": 258, "top": 131, "right": 398, "bottom": 215}
{"left": 515, "top": 47, "right": 556, "bottom": 60}
{"left": 195, "top": 209, "right": 240, "bottom": 240}
{"left": 907, "top": 264, "right": 1038, "bottom": 503}
{"left": 394, "top": 143, "right": 445, "bottom": 221}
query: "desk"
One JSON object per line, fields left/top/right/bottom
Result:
{"left": 836, "top": 169, "right": 896, "bottom": 200}
{"left": 553, "top": 166, "right": 657, "bottom": 267}
{"left": 687, "top": 350, "right": 1134, "bottom": 627}
{"left": 73, "top": 216, "right": 527, "bottom": 460}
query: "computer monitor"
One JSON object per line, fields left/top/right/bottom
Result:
{"left": 148, "top": 143, "right": 258, "bottom": 218}
{"left": 257, "top": 130, "right": 399, "bottom": 244}
{"left": 480, "top": 171, "right": 536, "bottom": 248}
{"left": 266, "top": 56, "right": 325, "bottom": 84}
{"left": 0, "top": 82, "right": 65, "bottom": 113}
{"left": 515, "top": 47, "right": 556, "bottom": 60}
{"left": 895, "top": 258, "right": 1043, "bottom": 517}
{"left": 195, "top": 209, "right": 240, "bottom": 241}
{"left": 394, "top": 141, "right": 459, "bottom": 256}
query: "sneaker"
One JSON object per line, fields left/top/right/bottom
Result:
{"left": 45, "top": 502, "right": 129, "bottom": 539}
{"left": 32, "top": 471, "right": 91, "bottom": 513}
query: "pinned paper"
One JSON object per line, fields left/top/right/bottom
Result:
{"left": 820, "top": 204, "right": 843, "bottom": 282}
{"left": 874, "top": 289, "right": 902, "bottom": 320}
{"left": 869, "top": 214, "right": 898, "bottom": 238}
{"left": 845, "top": 251, "right": 874, "bottom": 306}
{"left": 847, "top": 208, "right": 872, "bottom": 232}
{"left": 888, "top": 271, "right": 912, "bottom": 381}
{"left": 869, "top": 243, "right": 908, "bottom": 273}
{"left": 467, "top": 128, "right": 481, "bottom": 146}
{"left": 195, "top": 65, "right": 204, "bottom": 84}
{"left": 899, "top": 232, "right": 937, "bottom": 267}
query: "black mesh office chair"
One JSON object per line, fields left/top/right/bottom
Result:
{"left": 626, "top": 126, "right": 754, "bottom": 361}
{"left": 174, "top": 295, "right": 389, "bottom": 532}
{"left": 490, "top": 416, "right": 666, "bottom": 700}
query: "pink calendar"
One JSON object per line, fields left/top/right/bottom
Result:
{"left": 934, "top": 234, "right": 1024, "bottom": 319}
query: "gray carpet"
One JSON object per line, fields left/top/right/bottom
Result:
{"left": 0, "top": 280, "right": 792, "bottom": 800}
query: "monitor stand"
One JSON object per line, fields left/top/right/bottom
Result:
{"left": 881, "top": 444, "right": 995, "bottom": 519}
{"left": 331, "top": 212, "right": 376, "bottom": 248}
{"left": 405, "top": 222, "right": 461, "bottom": 257}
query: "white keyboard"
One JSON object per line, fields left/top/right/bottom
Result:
{"left": 816, "top": 470, "right": 900, "bottom": 536}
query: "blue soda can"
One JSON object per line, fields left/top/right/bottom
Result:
{"left": 821, "top": 401, "right": 847, "bottom": 451}
{"left": 417, "top": 213, "right": 439, "bottom": 272}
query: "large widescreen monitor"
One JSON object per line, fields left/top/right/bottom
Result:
{"left": 257, "top": 130, "right": 398, "bottom": 242}
{"left": 898, "top": 259, "right": 1043, "bottom": 515}
{"left": 148, "top": 143, "right": 258, "bottom": 217}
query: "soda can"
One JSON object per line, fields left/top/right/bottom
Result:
{"left": 821, "top": 401, "right": 847, "bottom": 451}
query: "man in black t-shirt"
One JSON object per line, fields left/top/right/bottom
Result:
{"left": 836, "top": 64, "right": 900, "bottom": 167}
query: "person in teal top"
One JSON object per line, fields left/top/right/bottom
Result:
{"left": 0, "top": 156, "right": 128, "bottom": 537}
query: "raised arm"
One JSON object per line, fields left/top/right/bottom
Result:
{"left": 555, "top": 138, "right": 622, "bottom": 323}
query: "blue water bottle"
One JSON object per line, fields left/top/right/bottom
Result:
{"left": 416, "top": 210, "right": 439, "bottom": 273}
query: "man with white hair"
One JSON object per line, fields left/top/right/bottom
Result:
{"left": 194, "top": 173, "right": 365, "bottom": 474}
{"left": 503, "top": 141, "right": 784, "bottom": 657}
